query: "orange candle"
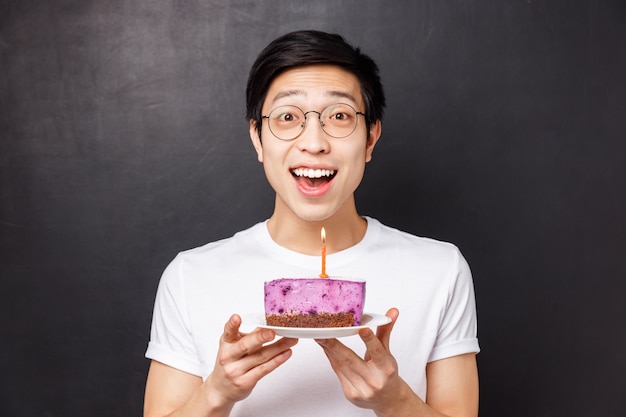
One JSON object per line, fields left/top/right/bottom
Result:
{"left": 320, "top": 227, "right": 328, "bottom": 278}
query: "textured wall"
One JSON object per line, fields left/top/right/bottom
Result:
{"left": 1, "top": 1, "right": 625, "bottom": 415}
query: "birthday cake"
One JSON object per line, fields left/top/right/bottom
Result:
{"left": 264, "top": 278, "right": 365, "bottom": 328}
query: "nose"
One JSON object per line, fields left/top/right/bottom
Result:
{"left": 297, "top": 111, "right": 329, "bottom": 153}
{"left": 302, "top": 110, "right": 326, "bottom": 132}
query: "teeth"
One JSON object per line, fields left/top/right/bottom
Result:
{"left": 292, "top": 168, "right": 335, "bottom": 178}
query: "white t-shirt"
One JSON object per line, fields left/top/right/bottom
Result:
{"left": 146, "top": 217, "right": 479, "bottom": 416}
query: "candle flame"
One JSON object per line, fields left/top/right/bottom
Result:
{"left": 321, "top": 227, "right": 326, "bottom": 244}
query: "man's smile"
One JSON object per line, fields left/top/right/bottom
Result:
{"left": 291, "top": 167, "right": 337, "bottom": 190}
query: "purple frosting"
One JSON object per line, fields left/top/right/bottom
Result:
{"left": 264, "top": 277, "right": 366, "bottom": 325}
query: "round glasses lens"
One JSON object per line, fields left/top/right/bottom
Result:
{"left": 268, "top": 106, "right": 305, "bottom": 140}
{"left": 320, "top": 103, "right": 359, "bottom": 138}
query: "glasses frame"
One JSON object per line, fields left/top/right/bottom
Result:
{"left": 261, "top": 103, "right": 366, "bottom": 141}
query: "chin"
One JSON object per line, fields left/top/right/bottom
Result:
{"left": 290, "top": 207, "right": 339, "bottom": 223}
{"left": 294, "top": 213, "right": 332, "bottom": 223}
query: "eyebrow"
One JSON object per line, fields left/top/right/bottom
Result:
{"left": 270, "top": 89, "right": 359, "bottom": 105}
{"left": 271, "top": 90, "right": 303, "bottom": 103}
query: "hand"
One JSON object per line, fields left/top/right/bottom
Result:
{"left": 316, "top": 308, "right": 412, "bottom": 413}
{"left": 204, "top": 314, "right": 298, "bottom": 409}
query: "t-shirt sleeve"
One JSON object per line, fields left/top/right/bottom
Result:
{"left": 145, "top": 254, "right": 204, "bottom": 376}
{"left": 428, "top": 248, "right": 480, "bottom": 362}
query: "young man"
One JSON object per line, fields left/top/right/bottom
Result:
{"left": 144, "top": 30, "right": 479, "bottom": 417}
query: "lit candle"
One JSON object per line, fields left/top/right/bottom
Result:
{"left": 320, "top": 227, "right": 328, "bottom": 278}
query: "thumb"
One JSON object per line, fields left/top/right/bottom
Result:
{"left": 376, "top": 308, "right": 399, "bottom": 351}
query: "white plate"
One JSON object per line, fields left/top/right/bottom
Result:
{"left": 242, "top": 312, "right": 391, "bottom": 339}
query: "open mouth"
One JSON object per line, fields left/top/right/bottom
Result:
{"left": 291, "top": 168, "right": 336, "bottom": 188}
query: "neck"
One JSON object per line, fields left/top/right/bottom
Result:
{"left": 267, "top": 197, "right": 367, "bottom": 255}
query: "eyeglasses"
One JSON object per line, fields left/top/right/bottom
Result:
{"left": 261, "top": 103, "right": 366, "bottom": 141}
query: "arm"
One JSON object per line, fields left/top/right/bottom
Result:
{"left": 144, "top": 314, "right": 298, "bottom": 417}
{"left": 365, "top": 352, "right": 478, "bottom": 417}
{"left": 425, "top": 353, "right": 479, "bottom": 417}
{"left": 144, "top": 361, "right": 206, "bottom": 417}
{"left": 316, "top": 308, "right": 478, "bottom": 417}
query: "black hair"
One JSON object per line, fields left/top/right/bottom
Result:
{"left": 245, "top": 30, "right": 385, "bottom": 137}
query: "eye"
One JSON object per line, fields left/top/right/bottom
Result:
{"left": 326, "top": 108, "right": 355, "bottom": 124}
{"left": 271, "top": 106, "right": 302, "bottom": 124}
{"left": 277, "top": 112, "right": 294, "bottom": 122}
{"left": 330, "top": 111, "right": 350, "bottom": 121}
{"left": 323, "top": 103, "right": 356, "bottom": 124}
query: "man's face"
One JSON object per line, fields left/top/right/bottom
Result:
{"left": 250, "top": 65, "right": 381, "bottom": 223}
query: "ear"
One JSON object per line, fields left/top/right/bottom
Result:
{"left": 249, "top": 120, "right": 263, "bottom": 163}
{"left": 365, "top": 120, "right": 382, "bottom": 163}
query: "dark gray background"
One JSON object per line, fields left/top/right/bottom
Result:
{"left": 1, "top": 1, "right": 625, "bottom": 415}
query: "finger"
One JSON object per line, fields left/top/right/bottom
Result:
{"left": 232, "top": 328, "right": 277, "bottom": 360}
{"left": 316, "top": 338, "right": 364, "bottom": 378}
{"left": 375, "top": 308, "right": 399, "bottom": 350}
{"left": 315, "top": 337, "right": 344, "bottom": 351}
{"left": 359, "top": 327, "right": 388, "bottom": 364}
{"left": 237, "top": 336, "right": 299, "bottom": 375}
{"left": 213, "top": 338, "right": 298, "bottom": 401}
{"left": 317, "top": 339, "right": 367, "bottom": 397}
{"left": 361, "top": 308, "right": 398, "bottom": 363}
{"left": 222, "top": 314, "right": 243, "bottom": 343}
{"left": 243, "top": 343, "right": 295, "bottom": 382}
{"left": 222, "top": 317, "right": 278, "bottom": 364}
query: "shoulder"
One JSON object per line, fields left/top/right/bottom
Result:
{"left": 366, "top": 217, "right": 464, "bottom": 262}
{"left": 160, "top": 221, "right": 268, "bottom": 283}
{"left": 176, "top": 221, "right": 266, "bottom": 262}
{"left": 362, "top": 217, "right": 471, "bottom": 290}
